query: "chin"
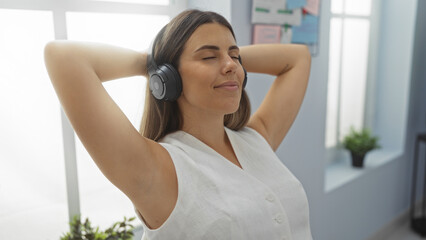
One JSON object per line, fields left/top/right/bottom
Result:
{"left": 209, "top": 96, "right": 241, "bottom": 114}
{"left": 224, "top": 104, "right": 241, "bottom": 115}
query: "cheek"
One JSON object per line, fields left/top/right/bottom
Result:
{"left": 238, "top": 68, "right": 245, "bottom": 82}
{"left": 180, "top": 67, "right": 215, "bottom": 94}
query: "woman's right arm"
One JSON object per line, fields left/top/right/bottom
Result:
{"left": 44, "top": 41, "right": 168, "bottom": 199}
{"left": 45, "top": 40, "right": 148, "bottom": 82}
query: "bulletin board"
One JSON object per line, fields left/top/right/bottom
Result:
{"left": 251, "top": 0, "right": 321, "bottom": 56}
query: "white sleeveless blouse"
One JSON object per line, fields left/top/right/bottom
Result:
{"left": 135, "top": 127, "right": 312, "bottom": 240}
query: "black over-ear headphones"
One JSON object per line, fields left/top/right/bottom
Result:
{"left": 147, "top": 55, "right": 248, "bottom": 102}
{"left": 147, "top": 54, "right": 182, "bottom": 101}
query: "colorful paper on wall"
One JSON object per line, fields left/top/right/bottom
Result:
{"left": 286, "top": 0, "right": 306, "bottom": 10}
{"left": 252, "top": 0, "right": 287, "bottom": 24}
{"left": 278, "top": 8, "right": 302, "bottom": 26}
{"left": 251, "top": 0, "right": 321, "bottom": 55}
{"left": 304, "top": 0, "right": 320, "bottom": 15}
{"left": 291, "top": 14, "right": 319, "bottom": 44}
{"left": 253, "top": 24, "right": 282, "bottom": 44}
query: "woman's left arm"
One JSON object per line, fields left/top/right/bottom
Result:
{"left": 240, "top": 44, "right": 311, "bottom": 151}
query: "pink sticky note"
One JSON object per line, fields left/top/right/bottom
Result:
{"left": 304, "top": 0, "right": 320, "bottom": 16}
{"left": 253, "top": 24, "right": 281, "bottom": 44}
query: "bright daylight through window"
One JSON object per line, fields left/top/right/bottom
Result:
{"left": 67, "top": 11, "right": 169, "bottom": 229}
{"left": 325, "top": 0, "right": 373, "bottom": 162}
{"left": 0, "top": 0, "right": 179, "bottom": 238}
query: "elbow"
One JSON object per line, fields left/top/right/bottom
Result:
{"left": 300, "top": 44, "right": 311, "bottom": 62}
{"left": 44, "top": 41, "right": 57, "bottom": 76}
{"left": 292, "top": 44, "right": 311, "bottom": 63}
{"left": 44, "top": 41, "right": 70, "bottom": 73}
{"left": 44, "top": 40, "right": 72, "bottom": 60}
{"left": 44, "top": 41, "right": 72, "bottom": 82}
{"left": 277, "top": 44, "right": 311, "bottom": 76}
{"left": 44, "top": 40, "right": 57, "bottom": 52}
{"left": 44, "top": 41, "right": 58, "bottom": 58}
{"left": 44, "top": 41, "right": 59, "bottom": 67}
{"left": 298, "top": 45, "right": 312, "bottom": 72}
{"left": 44, "top": 41, "right": 64, "bottom": 62}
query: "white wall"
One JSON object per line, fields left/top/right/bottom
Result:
{"left": 188, "top": 0, "right": 231, "bottom": 22}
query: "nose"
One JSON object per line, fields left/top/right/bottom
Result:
{"left": 222, "top": 55, "right": 238, "bottom": 76}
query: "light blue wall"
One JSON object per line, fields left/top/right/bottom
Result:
{"left": 375, "top": 0, "right": 418, "bottom": 150}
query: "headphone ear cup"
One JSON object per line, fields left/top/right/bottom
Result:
{"left": 149, "top": 63, "right": 182, "bottom": 101}
{"left": 161, "top": 63, "right": 182, "bottom": 101}
{"left": 149, "top": 71, "right": 166, "bottom": 100}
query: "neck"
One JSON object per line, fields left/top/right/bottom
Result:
{"left": 180, "top": 110, "right": 229, "bottom": 152}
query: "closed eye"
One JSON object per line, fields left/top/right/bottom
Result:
{"left": 202, "top": 56, "right": 239, "bottom": 60}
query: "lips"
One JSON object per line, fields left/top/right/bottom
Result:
{"left": 214, "top": 81, "right": 239, "bottom": 88}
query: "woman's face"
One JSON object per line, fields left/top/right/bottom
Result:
{"left": 177, "top": 23, "right": 245, "bottom": 117}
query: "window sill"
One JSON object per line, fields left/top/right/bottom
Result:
{"left": 324, "top": 149, "right": 403, "bottom": 193}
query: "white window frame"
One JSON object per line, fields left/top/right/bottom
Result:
{"left": 0, "top": 0, "right": 186, "bottom": 224}
{"left": 325, "top": 0, "right": 381, "bottom": 164}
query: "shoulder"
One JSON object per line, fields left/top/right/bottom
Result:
{"left": 228, "top": 125, "right": 272, "bottom": 151}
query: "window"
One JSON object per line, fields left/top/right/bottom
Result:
{"left": 0, "top": 9, "right": 65, "bottom": 240}
{"left": 0, "top": 0, "right": 185, "bottom": 239}
{"left": 325, "top": 0, "right": 379, "bottom": 162}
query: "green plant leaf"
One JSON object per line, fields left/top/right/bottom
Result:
{"left": 342, "top": 126, "right": 381, "bottom": 155}
{"left": 61, "top": 215, "right": 136, "bottom": 240}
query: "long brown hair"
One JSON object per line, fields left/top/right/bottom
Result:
{"left": 139, "top": 9, "right": 251, "bottom": 141}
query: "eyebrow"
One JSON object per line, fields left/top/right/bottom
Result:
{"left": 194, "top": 45, "right": 240, "bottom": 53}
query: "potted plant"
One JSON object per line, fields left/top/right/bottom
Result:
{"left": 60, "top": 215, "right": 136, "bottom": 240}
{"left": 342, "top": 127, "right": 381, "bottom": 168}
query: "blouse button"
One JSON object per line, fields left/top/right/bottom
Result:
{"left": 265, "top": 194, "right": 275, "bottom": 202}
{"left": 274, "top": 214, "right": 284, "bottom": 224}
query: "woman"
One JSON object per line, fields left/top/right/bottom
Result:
{"left": 45, "top": 9, "right": 312, "bottom": 240}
